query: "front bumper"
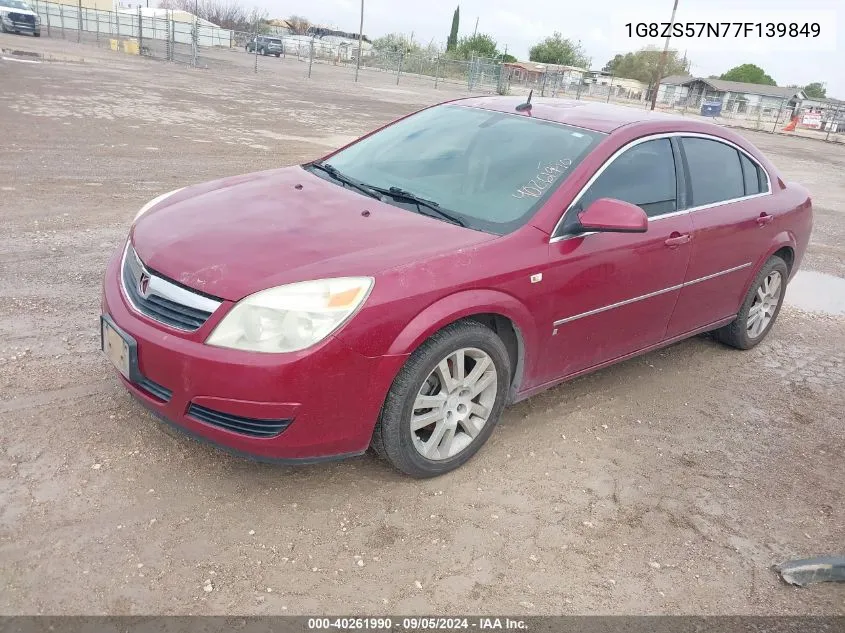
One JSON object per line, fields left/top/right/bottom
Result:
{"left": 2, "top": 17, "right": 39, "bottom": 34}
{"left": 101, "top": 246, "right": 407, "bottom": 462}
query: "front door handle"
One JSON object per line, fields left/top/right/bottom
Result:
{"left": 665, "top": 232, "right": 691, "bottom": 248}
{"left": 757, "top": 213, "right": 774, "bottom": 226}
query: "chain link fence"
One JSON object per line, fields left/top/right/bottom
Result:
{"left": 649, "top": 89, "right": 845, "bottom": 144}
{"left": 497, "top": 67, "right": 844, "bottom": 144}
{"left": 19, "top": 1, "right": 844, "bottom": 144}
{"left": 25, "top": 1, "right": 511, "bottom": 94}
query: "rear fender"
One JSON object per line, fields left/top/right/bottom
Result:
{"left": 741, "top": 230, "right": 798, "bottom": 303}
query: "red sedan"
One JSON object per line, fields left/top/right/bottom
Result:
{"left": 100, "top": 97, "right": 813, "bottom": 477}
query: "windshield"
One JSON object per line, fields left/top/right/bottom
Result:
{"left": 315, "top": 104, "right": 603, "bottom": 234}
{"left": 0, "top": 0, "right": 32, "bottom": 9}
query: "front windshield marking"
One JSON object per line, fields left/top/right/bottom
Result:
{"left": 319, "top": 104, "right": 604, "bottom": 234}
{"left": 513, "top": 158, "right": 573, "bottom": 199}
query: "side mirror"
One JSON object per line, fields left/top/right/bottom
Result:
{"left": 577, "top": 198, "right": 648, "bottom": 233}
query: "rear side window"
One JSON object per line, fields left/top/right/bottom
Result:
{"left": 739, "top": 154, "right": 761, "bottom": 195}
{"left": 574, "top": 138, "right": 677, "bottom": 218}
{"left": 740, "top": 153, "right": 769, "bottom": 195}
{"left": 682, "top": 137, "right": 744, "bottom": 206}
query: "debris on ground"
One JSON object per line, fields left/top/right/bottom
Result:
{"left": 774, "top": 556, "right": 845, "bottom": 587}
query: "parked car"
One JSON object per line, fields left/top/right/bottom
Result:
{"left": 0, "top": 0, "right": 40, "bottom": 36}
{"left": 101, "top": 97, "right": 812, "bottom": 477}
{"left": 246, "top": 36, "right": 282, "bottom": 57}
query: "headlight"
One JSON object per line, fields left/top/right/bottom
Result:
{"left": 133, "top": 187, "right": 185, "bottom": 223}
{"left": 206, "top": 277, "right": 374, "bottom": 353}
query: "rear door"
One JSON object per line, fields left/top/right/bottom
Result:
{"left": 665, "top": 135, "right": 775, "bottom": 338}
{"left": 537, "top": 137, "right": 693, "bottom": 384}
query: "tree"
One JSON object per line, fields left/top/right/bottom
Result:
{"left": 602, "top": 48, "right": 689, "bottom": 85}
{"left": 602, "top": 54, "right": 622, "bottom": 73}
{"left": 529, "top": 32, "right": 589, "bottom": 68}
{"left": 373, "top": 33, "right": 420, "bottom": 55}
{"left": 501, "top": 53, "right": 517, "bottom": 63}
{"left": 446, "top": 6, "right": 460, "bottom": 52}
{"left": 454, "top": 33, "right": 498, "bottom": 60}
{"left": 286, "top": 14, "right": 310, "bottom": 35}
{"left": 803, "top": 82, "right": 827, "bottom": 98}
{"left": 719, "top": 63, "right": 776, "bottom": 86}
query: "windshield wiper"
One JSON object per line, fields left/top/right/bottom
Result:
{"left": 370, "top": 186, "right": 466, "bottom": 227}
{"left": 307, "top": 162, "right": 381, "bottom": 200}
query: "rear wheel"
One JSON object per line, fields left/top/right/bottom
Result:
{"left": 715, "top": 256, "right": 788, "bottom": 350}
{"left": 371, "top": 321, "right": 511, "bottom": 478}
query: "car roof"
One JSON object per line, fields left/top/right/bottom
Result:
{"left": 453, "top": 96, "right": 716, "bottom": 134}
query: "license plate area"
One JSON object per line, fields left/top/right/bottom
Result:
{"left": 100, "top": 315, "right": 139, "bottom": 382}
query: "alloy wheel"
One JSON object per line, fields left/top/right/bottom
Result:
{"left": 410, "top": 347, "right": 498, "bottom": 461}
{"left": 747, "top": 270, "right": 782, "bottom": 338}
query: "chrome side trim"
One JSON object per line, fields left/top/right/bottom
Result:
{"left": 120, "top": 243, "right": 223, "bottom": 317}
{"left": 552, "top": 262, "right": 752, "bottom": 327}
{"left": 550, "top": 131, "right": 773, "bottom": 239}
{"left": 681, "top": 261, "right": 752, "bottom": 286}
{"left": 553, "top": 282, "right": 684, "bottom": 326}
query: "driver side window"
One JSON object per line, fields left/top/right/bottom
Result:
{"left": 559, "top": 138, "right": 678, "bottom": 234}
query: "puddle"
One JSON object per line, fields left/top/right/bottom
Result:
{"left": 785, "top": 270, "right": 845, "bottom": 316}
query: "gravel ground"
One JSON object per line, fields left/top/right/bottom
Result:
{"left": 1, "top": 36, "right": 843, "bottom": 616}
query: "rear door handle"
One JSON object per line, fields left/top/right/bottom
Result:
{"left": 757, "top": 213, "right": 774, "bottom": 226}
{"left": 665, "top": 233, "right": 691, "bottom": 248}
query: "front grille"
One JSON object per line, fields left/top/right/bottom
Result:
{"left": 187, "top": 403, "right": 292, "bottom": 438}
{"left": 10, "top": 13, "right": 35, "bottom": 23}
{"left": 121, "top": 245, "right": 219, "bottom": 331}
{"left": 137, "top": 376, "right": 172, "bottom": 402}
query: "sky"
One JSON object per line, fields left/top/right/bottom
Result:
{"left": 253, "top": 0, "right": 843, "bottom": 97}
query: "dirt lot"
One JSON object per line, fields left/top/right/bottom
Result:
{"left": 1, "top": 36, "right": 843, "bottom": 616}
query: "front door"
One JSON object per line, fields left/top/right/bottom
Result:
{"left": 535, "top": 136, "right": 693, "bottom": 384}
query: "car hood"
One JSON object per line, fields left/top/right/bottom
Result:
{"left": 131, "top": 166, "right": 495, "bottom": 301}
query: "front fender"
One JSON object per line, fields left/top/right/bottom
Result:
{"left": 385, "top": 289, "right": 540, "bottom": 394}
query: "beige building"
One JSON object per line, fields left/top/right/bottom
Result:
{"left": 48, "top": 0, "right": 115, "bottom": 11}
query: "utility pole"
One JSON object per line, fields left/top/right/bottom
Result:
{"left": 649, "top": 0, "right": 679, "bottom": 111}
{"left": 354, "top": 0, "right": 363, "bottom": 82}
{"left": 472, "top": 16, "right": 478, "bottom": 37}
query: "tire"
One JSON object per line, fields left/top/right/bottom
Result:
{"left": 371, "top": 320, "right": 511, "bottom": 478}
{"left": 715, "top": 255, "right": 788, "bottom": 350}
{"left": 274, "top": 52, "right": 280, "bottom": 57}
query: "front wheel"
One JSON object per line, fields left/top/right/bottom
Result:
{"left": 371, "top": 320, "right": 511, "bottom": 478}
{"left": 715, "top": 255, "right": 788, "bottom": 350}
